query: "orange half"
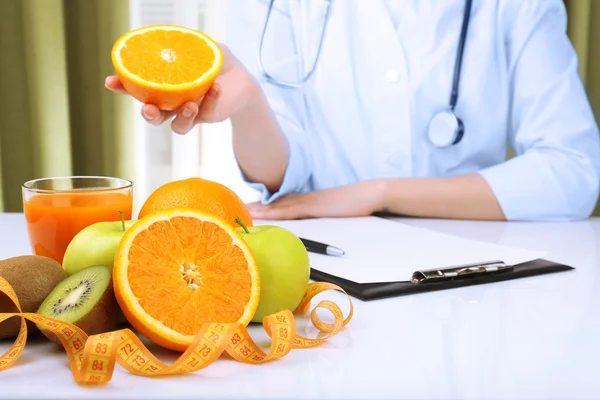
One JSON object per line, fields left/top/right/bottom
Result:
{"left": 113, "top": 208, "right": 260, "bottom": 352}
{"left": 111, "top": 24, "right": 224, "bottom": 110}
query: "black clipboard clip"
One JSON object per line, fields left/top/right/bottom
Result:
{"left": 410, "top": 260, "right": 513, "bottom": 284}
{"left": 310, "top": 258, "right": 572, "bottom": 301}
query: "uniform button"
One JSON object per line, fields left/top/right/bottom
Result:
{"left": 385, "top": 69, "right": 400, "bottom": 83}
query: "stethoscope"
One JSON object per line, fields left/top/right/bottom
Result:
{"left": 257, "top": 0, "right": 473, "bottom": 148}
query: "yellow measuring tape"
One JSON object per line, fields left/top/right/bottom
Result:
{"left": 0, "top": 276, "right": 353, "bottom": 385}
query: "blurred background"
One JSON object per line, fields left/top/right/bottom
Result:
{"left": 0, "top": 0, "right": 598, "bottom": 215}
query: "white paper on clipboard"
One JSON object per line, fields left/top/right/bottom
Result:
{"left": 255, "top": 217, "right": 547, "bottom": 284}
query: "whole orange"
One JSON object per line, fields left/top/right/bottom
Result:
{"left": 138, "top": 178, "right": 253, "bottom": 228}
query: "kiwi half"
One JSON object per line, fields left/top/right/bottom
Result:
{"left": 36, "top": 265, "right": 117, "bottom": 345}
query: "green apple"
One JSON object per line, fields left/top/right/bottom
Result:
{"left": 62, "top": 216, "right": 136, "bottom": 276}
{"left": 235, "top": 218, "right": 310, "bottom": 323}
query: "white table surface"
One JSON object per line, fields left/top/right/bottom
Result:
{"left": 1, "top": 212, "right": 599, "bottom": 399}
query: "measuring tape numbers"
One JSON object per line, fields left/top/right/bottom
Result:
{"left": 0, "top": 277, "right": 353, "bottom": 385}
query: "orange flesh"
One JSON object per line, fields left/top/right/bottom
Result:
{"left": 126, "top": 217, "right": 252, "bottom": 336}
{"left": 119, "top": 30, "right": 215, "bottom": 85}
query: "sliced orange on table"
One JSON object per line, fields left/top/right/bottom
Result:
{"left": 111, "top": 24, "right": 223, "bottom": 110}
{"left": 112, "top": 208, "right": 260, "bottom": 352}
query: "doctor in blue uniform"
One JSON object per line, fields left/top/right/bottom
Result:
{"left": 106, "top": 0, "right": 600, "bottom": 222}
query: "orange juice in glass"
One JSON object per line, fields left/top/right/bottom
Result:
{"left": 22, "top": 176, "right": 133, "bottom": 265}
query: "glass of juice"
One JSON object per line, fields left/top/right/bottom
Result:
{"left": 22, "top": 176, "right": 133, "bottom": 265}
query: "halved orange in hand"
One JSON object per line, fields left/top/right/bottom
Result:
{"left": 112, "top": 208, "right": 260, "bottom": 352}
{"left": 111, "top": 24, "right": 223, "bottom": 110}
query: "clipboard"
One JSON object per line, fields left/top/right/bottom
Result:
{"left": 263, "top": 216, "right": 575, "bottom": 301}
{"left": 309, "top": 258, "right": 574, "bottom": 301}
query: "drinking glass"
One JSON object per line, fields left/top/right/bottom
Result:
{"left": 22, "top": 176, "right": 133, "bottom": 264}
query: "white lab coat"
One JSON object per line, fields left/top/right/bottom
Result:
{"left": 226, "top": 0, "right": 600, "bottom": 221}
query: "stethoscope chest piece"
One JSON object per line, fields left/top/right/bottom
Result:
{"left": 428, "top": 109, "right": 464, "bottom": 148}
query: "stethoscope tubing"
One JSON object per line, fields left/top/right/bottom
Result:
{"left": 256, "top": 0, "right": 472, "bottom": 147}
{"left": 256, "top": 0, "right": 333, "bottom": 88}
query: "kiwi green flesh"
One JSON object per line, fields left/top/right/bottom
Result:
{"left": 37, "top": 265, "right": 109, "bottom": 322}
{"left": 36, "top": 265, "right": 117, "bottom": 345}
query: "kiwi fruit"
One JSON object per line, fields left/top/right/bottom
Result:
{"left": 36, "top": 265, "right": 117, "bottom": 345}
{"left": 0, "top": 255, "right": 65, "bottom": 339}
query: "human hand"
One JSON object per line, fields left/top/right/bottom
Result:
{"left": 105, "top": 44, "right": 260, "bottom": 134}
{"left": 246, "top": 181, "right": 387, "bottom": 220}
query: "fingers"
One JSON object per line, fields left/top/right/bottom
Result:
{"left": 246, "top": 198, "right": 307, "bottom": 220}
{"left": 140, "top": 104, "right": 176, "bottom": 126}
{"left": 249, "top": 205, "right": 302, "bottom": 220}
{"left": 106, "top": 76, "right": 177, "bottom": 126}
{"left": 141, "top": 101, "right": 201, "bottom": 134}
{"left": 246, "top": 204, "right": 284, "bottom": 220}
{"left": 196, "top": 84, "right": 221, "bottom": 123}
{"left": 171, "top": 102, "right": 199, "bottom": 134}
{"left": 107, "top": 74, "right": 201, "bottom": 133}
{"left": 106, "top": 74, "right": 217, "bottom": 133}
{"left": 104, "top": 76, "right": 129, "bottom": 95}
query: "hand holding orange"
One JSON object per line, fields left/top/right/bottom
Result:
{"left": 106, "top": 24, "right": 262, "bottom": 135}
{"left": 111, "top": 24, "right": 223, "bottom": 111}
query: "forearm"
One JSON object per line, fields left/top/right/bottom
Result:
{"left": 378, "top": 174, "right": 506, "bottom": 220}
{"left": 230, "top": 78, "right": 289, "bottom": 194}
